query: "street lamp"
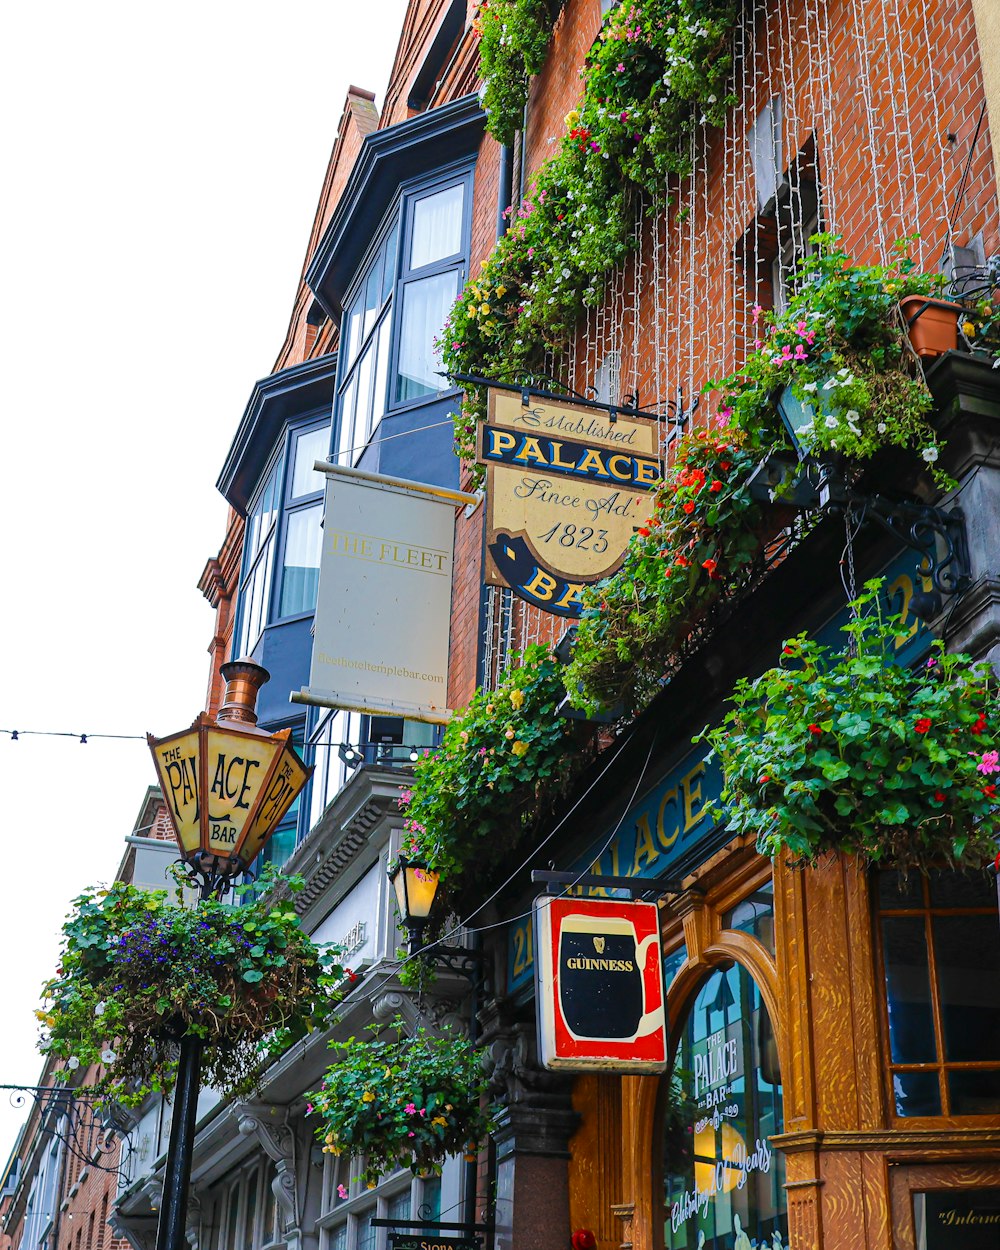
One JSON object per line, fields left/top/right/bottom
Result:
{"left": 146, "top": 659, "right": 311, "bottom": 1250}
{"left": 388, "top": 854, "right": 441, "bottom": 956}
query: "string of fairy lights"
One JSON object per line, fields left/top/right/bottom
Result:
{"left": 0, "top": 728, "right": 145, "bottom": 744}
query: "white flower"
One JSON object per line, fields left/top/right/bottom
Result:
{"left": 802, "top": 381, "right": 818, "bottom": 393}
{"left": 822, "top": 378, "right": 838, "bottom": 390}
{"left": 94, "top": 1001, "right": 106, "bottom": 1016}
{"left": 824, "top": 415, "right": 839, "bottom": 429}
{"left": 877, "top": 422, "right": 887, "bottom": 433}
{"left": 845, "top": 409, "right": 860, "bottom": 421}
{"left": 67, "top": 1056, "right": 80, "bottom": 1070}
{"left": 707, "top": 94, "right": 717, "bottom": 104}
{"left": 101, "top": 1049, "right": 117, "bottom": 1064}
{"left": 837, "top": 367, "right": 850, "bottom": 378}
{"left": 922, "top": 446, "right": 939, "bottom": 463}
{"left": 561, "top": 268, "right": 570, "bottom": 279}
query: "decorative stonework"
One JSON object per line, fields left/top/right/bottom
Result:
{"left": 236, "top": 1104, "right": 299, "bottom": 1233}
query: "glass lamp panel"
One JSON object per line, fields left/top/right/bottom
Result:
{"left": 393, "top": 270, "right": 460, "bottom": 403}
{"left": 409, "top": 183, "right": 464, "bottom": 270}
{"left": 240, "top": 745, "right": 310, "bottom": 865}
{"left": 149, "top": 728, "right": 202, "bottom": 854}
{"left": 404, "top": 864, "right": 439, "bottom": 919}
{"left": 202, "top": 728, "right": 283, "bottom": 858}
{"left": 776, "top": 384, "right": 816, "bottom": 454}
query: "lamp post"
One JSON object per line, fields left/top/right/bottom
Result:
{"left": 386, "top": 856, "right": 485, "bottom": 1232}
{"left": 146, "top": 660, "right": 311, "bottom": 1250}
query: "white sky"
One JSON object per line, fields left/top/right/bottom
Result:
{"left": 0, "top": 0, "right": 409, "bottom": 1162}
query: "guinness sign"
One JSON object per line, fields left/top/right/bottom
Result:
{"left": 533, "top": 896, "right": 668, "bottom": 1071}
{"left": 476, "top": 386, "right": 660, "bottom": 617}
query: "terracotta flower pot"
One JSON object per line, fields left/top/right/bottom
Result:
{"left": 899, "top": 295, "right": 960, "bottom": 358}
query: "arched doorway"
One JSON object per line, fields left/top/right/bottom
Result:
{"left": 661, "top": 962, "right": 788, "bottom": 1249}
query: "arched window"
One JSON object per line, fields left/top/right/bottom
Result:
{"left": 663, "top": 964, "right": 787, "bottom": 1249}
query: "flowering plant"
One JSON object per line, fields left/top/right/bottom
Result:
{"left": 308, "top": 1023, "right": 493, "bottom": 1187}
{"left": 704, "top": 580, "right": 1000, "bottom": 871}
{"left": 709, "top": 236, "right": 949, "bottom": 479}
{"left": 398, "top": 645, "right": 582, "bottom": 901}
{"left": 445, "top": 0, "right": 740, "bottom": 473}
{"left": 38, "top": 873, "right": 344, "bottom": 1103}
{"left": 563, "top": 428, "right": 764, "bottom": 714}
{"left": 475, "top": 0, "right": 566, "bottom": 146}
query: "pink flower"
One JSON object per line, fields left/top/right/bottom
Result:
{"left": 794, "top": 344, "right": 809, "bottom": 361}
{"left": 976, "top": 750, "right": 1000, "bottom": 775}
{"left": 408, "top": 1131, "right": 415, "bottom": 1137}
{"left": 306, "top": 1103, "right": 314, "bottom": 1115}
{"left": 404, "top": 1102, "right": 418, "bottom": 1115}
{"left": 337, "top": 1185, "right": 349, "bottom": 1201}
{"left": 616, "top": 62, "right": 625, "bottom": 72}
{"left": 751, "top": 303, "right": 763, "bottom": 323}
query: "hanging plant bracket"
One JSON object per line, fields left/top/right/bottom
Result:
{"left": 447, "top": 372, "right": 683, "bottom": 426}
{"left": 0, "top": 1084, "right": 133, "bottom": 1175}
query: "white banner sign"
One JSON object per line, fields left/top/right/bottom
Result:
{"left": 293, "top": 464, "right": 477, "bottom": 724}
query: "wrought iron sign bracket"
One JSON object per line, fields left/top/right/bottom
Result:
{"left": 531, "top": 870, "right": 685, "bottom": 898}
{"left": 416, "top": 942, "right": 486, "bottom": 983}
{"left": 0, "top": 1085, "right": 129, "bottom": 1175}
{"left": 447, "top": 372, "right": 682, "bottom": 426}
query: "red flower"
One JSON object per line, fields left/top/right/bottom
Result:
{"left": 973, "top": 713, "right": 987, "bottom": 735}
{"left": 983, "top": 784, "right": 997, "bottom": 799}
{"left": 682, "top": 500, "right": 696, "bottom": 514}
{"left": 720, "top": 460, "right": 731, "bottom": 470}
{"left": 914, "top": 718, "right": 933, "bottom": 734}
{"left": 759, "top": 774, "right": 771, "bottom": 784}
{"left": 675, "top": 555, "right": 690, "bottom": 567}
{"left": 637, "top": 526, "right": 651, "bottom": 537}
{"left": 701, "top": 558, "right": 717, "bottom": 575}
{"left": 933, "top": 791, "right": 946, "bottom": 803}
{"left": 709, "top": 480, "right": 723, "bottom": 492}
{"left": 808, "top": 723, "right": 822, "bottom": 735}
{"left": 782, "top": 646, "right": 795, "bottom": 656}
{"left": 345, "top": 968, "right": 359, "bottom": 983}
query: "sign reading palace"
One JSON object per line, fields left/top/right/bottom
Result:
{"left": 476, "top": 387, "right": 661, "bottom": 616}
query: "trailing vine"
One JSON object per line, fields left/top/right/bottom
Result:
{"left": 475, "top": 0, "right": 567, "bottom": 147}
{"left": 446, "top": 0, "right": 741, "bottom": 472}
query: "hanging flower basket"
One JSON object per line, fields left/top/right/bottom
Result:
{"left": 308, "top": 1024, "right": 494, "bottom": 1187}
{"left": 704, "top": 580, "right": 1000, "bottom": 872}
{"left": 898, "top": 294, "right": 961, "bottom": 358}
{"left": 38, "top": 876, "right": 344, "bottom": 1102}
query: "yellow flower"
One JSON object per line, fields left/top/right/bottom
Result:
{"left": 367, "top": 1181, "right": 377, "bottom": 1190}
{"left": 431, "top": 1116, "right": 448, "bottom": 1127}
{"left": 962, "top": 320, "right": 976, "bottom": 337}
{"left": 362, "top": 1090, "right": 375, "bottom": 1103}
{"left": 565, "top": 109, "right": 580, "bottom": 128}
{"left": 509, "top": 688, "right": 525, "bottom": 710}
{"left": 468, "top": 306, "right": 477, "bottom": 319}
{"left": 480, "top": 304, "right": 491, "bottom": 315}
{"left": 486, "top": 703, "right": 494, "bottom": 714}
{"left": 512, "top": 740, "right": 529, "bottom": 757}
{"left": 496, "top": 285, "right": 506, "bottom": 298}
{"left": 505, "top": 727, "right": 515, "bottom": 740}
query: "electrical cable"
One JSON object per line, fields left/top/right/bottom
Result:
{"left": 1, "top": 729, "right": 145, "bottom": 743}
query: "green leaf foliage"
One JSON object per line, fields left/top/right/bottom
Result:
{"left": 476, "top": 0, "right": 567, "bottom": 146}
{"left": 37, "top": 876, "right": 346, "bottom": 1104}
{"left": 309, "top": 1022, "right": 494, "bottom": 1187}
{"left": 563, "top": 427, "right": 764, "bottom": 714}
{"left": 703, "top": 580, "right": 1000, "bottom": 871}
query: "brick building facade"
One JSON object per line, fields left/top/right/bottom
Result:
{"left": 4, "top": 3, "right": 1000, "bottom": 1250}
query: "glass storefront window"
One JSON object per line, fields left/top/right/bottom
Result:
{"left": 663, "top": 964, "right": 787, "bottom": 1250}
{"left": 876, "top": 868, "right": 1000, "bottom": 1117}
{"left": 724, "top": 882, "right": 775, "bottom": 954}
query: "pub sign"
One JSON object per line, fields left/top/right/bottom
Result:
{"left": 533, "top": 895, "right": 668, "bottom": 1071}
{"left": 387, "top": 1237, "right": 479, "bottom": 1250}
{"left": 476, "top": 387, "right": 660, "bottom": 617}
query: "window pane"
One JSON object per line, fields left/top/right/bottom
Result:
{"left": 927, "top": 868, "right": 997, "bottom": 909}
{"left": 881, "top": 917, "right": 936, "bottom": 1063}
{"left": 387, "top": 1190, "right": 410, "bottom": 1223}
{"left": 371, "top": 320, "right": 390, "bottom": 438}
{"left": 877, "top": 869, "right": 923, "bottom": 910}
{"left": 421, "top": 1176, "right": 441, "bottom": 1223}
{"left": 352, "top": 344, "right": 376, "bottom": 455}
{"left": 947, "top": 1068, "right": 1000, "bottom": 1115}
{"left": 394, "top": 270, "right": 459, "bottom": 403}
{"left": 337, "top": 376, "right": 357, "bottom": 465}
{"left": 356, "top": 1208, "right": 377, "bottom": 1250}
{"left": 724, "top": 882, "right": 775, "bottom": 951}
{"left": 279, "top": 505, "right": 322, "bottom": 617}
{"left": 291, "top": 425, "right": 329, "bottom": 499}
{"left": 933, "top": 914, "right": 1000, "bottom": 1061}
{"left": 344, "top": 299, "right": 363, "bottom": 370}
{"left": 891, "top": 1070, "right": 941, "bottom": 1117}
{"left": 409, "top": 183, "right": 464, "bottom": 270}
{"left": 381, "top": 221, "right": 399, "bottom": 303}
{"left": 244, "top": 1172, "right": 258, "bottom": 1249}
{"left": 330, "top": 1226, "right": 347, "bottom": 1250}
{"left": 363, "top": 260, "right": 382, "bottom": 339}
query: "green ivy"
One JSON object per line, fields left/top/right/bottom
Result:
{"left": 475, "top": 0, "right": 566, "bottom": 146}
{"left": 398, "top": 644, "right": 583, "bottom": 901}
{"left": 38, "top": 871, "right": 344, "bottom": 1103}
{"left": 445, "top": 0, "right": 740, "bottom": 472}
{"left": 702, "top": 580, "right": 1000, "bottom": 871}
{"left": 309, "top": 1022, "right": 494, "bottom": 1187}
{"left": 563, "top": 427, "right": 764, "bottom": 714}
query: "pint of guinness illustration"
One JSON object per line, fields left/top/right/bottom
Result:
{"left": 557, "top": 913, "right": 660, "bottom": 1040}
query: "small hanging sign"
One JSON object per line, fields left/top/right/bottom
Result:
{"left": 387, "top": 1237, "right": 480, "bottom": 1250}
{"left": 475, "top": 385, "right": 661, "bottom": 617}
{"left": 533, "top": 895, "right": 668, "bottom": 1071}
